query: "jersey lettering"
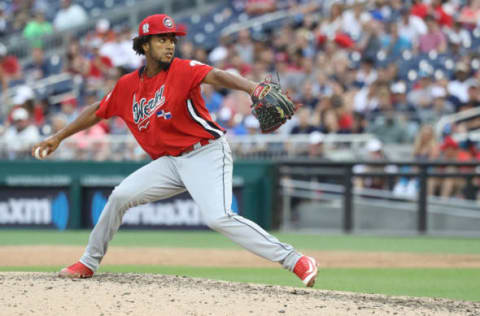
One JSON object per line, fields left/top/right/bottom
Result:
{"left": 133, "top": 85, "right": 166, "bottom": 130}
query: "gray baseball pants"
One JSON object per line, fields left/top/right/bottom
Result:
{"left": 80, "top": 136, "right": 301, "bottom": 272}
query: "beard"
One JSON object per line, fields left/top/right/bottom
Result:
{"left": 157, "top": 60, "right": 172, "bottom": 71}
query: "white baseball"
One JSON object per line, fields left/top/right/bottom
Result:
{"left": 34, "top": 147, "right": 49, "bottom": 159}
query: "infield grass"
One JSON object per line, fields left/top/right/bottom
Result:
{"left": 0, "top": 265, "right": 478, "bottom": 302}
{"left": 1, "top": 230, "right": 480, "bottom": 254}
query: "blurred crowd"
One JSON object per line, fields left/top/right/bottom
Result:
{"left": 0, "top": 0, "right": 480, "bottom": 199}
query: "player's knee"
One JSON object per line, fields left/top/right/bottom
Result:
{"left": 204, "top": 215, "right": 227, "bottom": 231}
{"left": 109, "top": 186, "right": 132, "bottom": 208}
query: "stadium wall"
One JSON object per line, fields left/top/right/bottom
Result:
{"left": 0, "top": 160, "right": 275, "bottom": 230}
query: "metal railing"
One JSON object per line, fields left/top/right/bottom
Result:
{"left": 0, "top": 133, "right": 379, "bottom": 161}
{"left": 436, "top": 106, "right": 480, "bottom": 135}
{"left": 278, "top": 160, "right": 480, "bottom": 234}
{"left": 227, "top": 133, "right": 377, "bottom": 160}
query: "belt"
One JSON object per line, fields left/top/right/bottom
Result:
{"left": 179, "top": 139, "right": 214, "bottom": 156}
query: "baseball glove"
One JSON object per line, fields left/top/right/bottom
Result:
{"left": 250, "top": 79, "right": 298, "bottom": 133}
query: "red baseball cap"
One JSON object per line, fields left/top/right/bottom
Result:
{"left": 138, "top": 14, "right": 187, "bottom": 37}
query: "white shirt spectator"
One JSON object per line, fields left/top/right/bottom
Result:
{"left": 448, "top": 80, "right": 470, "bottom": 103}
{"left": 342, "top": 8, "right": 371, "bottom": 41}
{"left": 397, "top": 15, "right": 427, "bottom": 45}
{"left": 120, "top": 39, "right": 144, "bottom": 69}
{"left": 2, "top": 108, "right": 40, "bottom": 159}
{"left": 100, "top": 41, "right": 129, "bottom": 68}
{"left": 354, "top": 87, "right": 378, "bottom": 113}
{"left": 53, "top": 2, "right": 88, "bottom": 31}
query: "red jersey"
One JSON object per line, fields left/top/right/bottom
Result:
{"left": 96, "top": 58, "right": 225, "bottom": 159}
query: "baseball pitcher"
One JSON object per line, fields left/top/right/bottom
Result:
{"left": 32, "top": 14, "right": 317, "bottom": 287}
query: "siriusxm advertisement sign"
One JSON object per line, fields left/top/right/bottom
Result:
{"left": 0, "top": 188, "right": 70, "bottom": 230}
{"left": 83, "top": 187, "right": 243, "bottom": 229}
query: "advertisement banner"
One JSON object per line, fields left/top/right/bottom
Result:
{"left": 0, "top": 187, "right": 70, "bottom": 230}
{"left": 82, "top": 185, "right": 243, "bottom": 229}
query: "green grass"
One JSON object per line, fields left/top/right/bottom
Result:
{"left": 1, "top": 265, "right": 478, "bottom": 301}
{"left": 1, "top": 230, "right": 480, "bottom": 254}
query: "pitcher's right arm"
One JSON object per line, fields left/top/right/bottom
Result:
{"left": 31, "top": 101, "right": 102, "bottom": 159}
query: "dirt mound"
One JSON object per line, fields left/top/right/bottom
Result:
{"left": 0, "top": 272, "right": 478, "bottom": 316}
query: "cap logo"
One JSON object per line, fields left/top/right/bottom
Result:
{"left": 163, "top": 17, "right": 173, "bottom": 28}
{"left": 142, "top": 23, "right": 149, "bottom": 34}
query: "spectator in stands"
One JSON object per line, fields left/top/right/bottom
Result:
{"left": 434, "top": 136, "right": 470, "bottom": 198}
{"left": 431, "top": 0, "right": 454, "bottom": 28}
{"left": 307, "top": 131, "right": 325, "bottom": 158}
{"left": 245, "top": 0, "right": 276, "bottom": 16}
{"left": 330, "top": 94, "right": 353, "bottom": 133}
{"left": 11, "top": 85, "right": 36, "bottom": 121}
{"left": 353, "top": 139, "right": 392, "bottom": 190}
{"left": 355, "top": 57, "right": 378, "bottom": 87}
{"left": 382, "top": 22, "right": 412, "bottom": 57}
{"left": 86, "top": 39, "right": 113, "bottom": 84}
{"left": 100, "top": 26, "right": 143, "bottom": 71}
{"left": 413, "top": 124, "right": 440, "bottom": 161}
{"left": 0, "top": 43, "right": 22, "bottom": 86}
{"left": 358, "top": 19, "right": 383, "bottom": 60}
{"left": 412, "top": 124, "right": 440, "bottom": 196}
{"left": 234, "top": 29, "right": 254, "bottom": 65}
{"left": 411, "top": 0, "right": 428, "bottom": 19}
{"left": 391, "top": 81, "right": 416, "bottom": 115}
{"left": 1, "top": 107, "right": 40, "bottom": 159}
{"left": 397, "top": 7, "right": 427, "bottom": 46}
{"left": 353, "top": 80, "right": 380, "bottom": 115}
{"left": 60, "top": 97, "right": 79, "bottom": 124}
{"left": 24, "top": 47, "right": 50, "bottom": 81}
{"left": 22, "top": 9, "right": 52, "bottom": 47}
{"left": 407, "top": 72, "right": 434, "bottom": 110}
{"left": 88, "top": 19, "right": 116, "bottom": 44}
{"left": 317, "top": 2, "right": 343, "bottom": 41}
{"left": 418, "top": 15, "right": 447, "bottom": 53}
{"left": 418, "top": 86, "right": 454, "bottom": 124}
{"left": 0, "top": 4, "right": 7, "bottom": 37}
{"left": 71, "top": 122, "right": 108, "bottom": 161}
{"left": 64, "top": 40, "right": 89, "bottom": 76}
{"left": 297, "top": 81, "right": 319, "bottom": 110}
{"left": 290, "top": 107, "right": 318, "bottom": 135}
{"left": 447, "top": 62, "right": 472, "bottom": 107}
{"left": 367, "top": 104, "right": 410, "bottom": 144}
{"left": 202, "top": 84, "right": 224, "bottom": 114}
{"left": 446, "top": 20, "right": 472, "bottom": 52}
{"left": 341, "top": 1, "right": 370, "bottom": 42}
{"left": 458, "top": 0, "right": 480, "bottom": 28}
{"left": 53, "top": 0, "right": 88, "bottom": 31}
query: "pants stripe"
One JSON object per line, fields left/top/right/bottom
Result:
{"left": 221, "top": 140, "right": 226, "bottom": 215}
{"left": 232, "top": 216, "right": 290, "bottom": 251}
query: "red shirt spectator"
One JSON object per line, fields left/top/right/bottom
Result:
{"left": 411, "top": 2, "right": 428, "bottom": 18}
{"left": 89, "top": 55, "right": 113, "bottom": 79}
{"left": 432, "top": 3, "right": 453, "bottom": 27}
{"left": 0, "top": 43, "right": 22, "bottom": 81}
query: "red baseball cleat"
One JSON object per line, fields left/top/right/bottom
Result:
{"left": 58, "top": 261, "right": 94, "bottom": 279}
{"left": 293, "top": 256, "right": 318, "bottom": 287}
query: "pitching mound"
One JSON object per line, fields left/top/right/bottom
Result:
{"left": 0, "top": 272, "right": 478, "bottom": 316}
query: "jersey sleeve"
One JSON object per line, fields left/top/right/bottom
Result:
{"left": 95, "top": 81, "right": 121, "bottom": 119}
{"left": 183, "top": 59, "right": 213, "bottom": 89}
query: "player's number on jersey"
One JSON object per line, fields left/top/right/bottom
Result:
{"left": 189, "top": 60, "right": 204, "bottom": 67}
